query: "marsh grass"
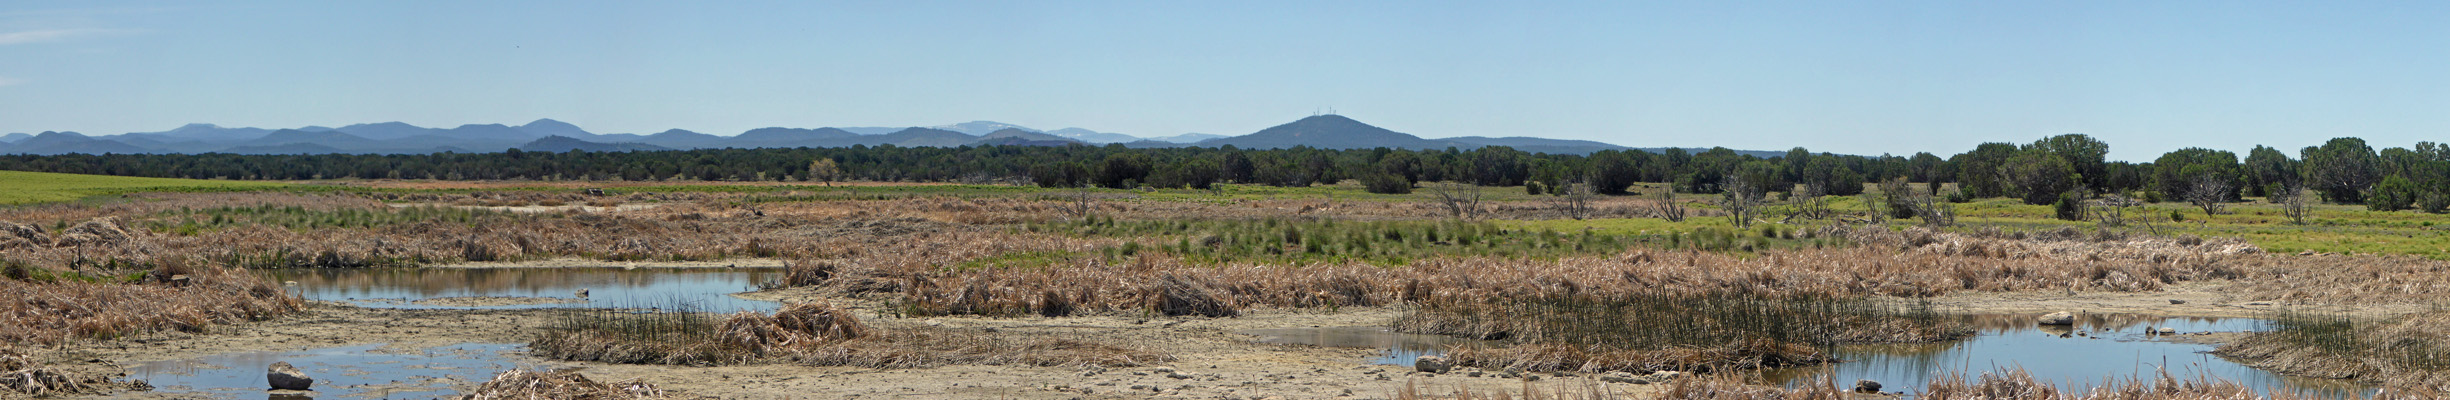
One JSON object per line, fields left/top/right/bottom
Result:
{"left": 532, "top": 299, "right": 747, "bottom": 365}
{"left": 2218, "top": 309, "right": 2450, "bottom": 391}
{"left": 1398, "top": 293, "right": 1966, "bottom": 373}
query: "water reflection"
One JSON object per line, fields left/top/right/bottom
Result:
{"left": 130, "top": 343, "right": 541, "bottom": 399}
{"left": 1764, "top": 313, "right": 2371, "bottom": 398}
{"left": 256, "top": 267, "right": 785, "bottom": 312}
{"left": 1241, "top": 326, "right": 1478, "bottom": 365}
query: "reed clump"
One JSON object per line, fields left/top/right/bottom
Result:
{"left": 458, "top": 369, "right": 662, "bottom": 400}
{"left": 2216, "top": 309, "right": 2450, "bottom": 392}
{"left": 1399, "top": 292, "right": 1965, "bottom": 373}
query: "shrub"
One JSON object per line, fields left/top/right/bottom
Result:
{"left": 2369, "top": 175, "right": 2420, "bottom": 212}
{"left": 1361, "top": 173, "right": 1413, "bottom": 194}
{"left": 2052, "top": 193, "right": 2085, "bottom": 221}
{"left": 1944, "top": 190, "right": 1972, "bottom": 203}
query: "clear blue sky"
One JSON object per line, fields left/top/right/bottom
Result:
{"left": 1, "top": 1, "right": 2443, "bottom": 161}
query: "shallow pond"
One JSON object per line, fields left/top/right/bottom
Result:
{"left": 1239, "top": 326, "right": 1479, "bottom": 366}
{"left": 256, "top": 266, "right": 785, "bottom": 312}
{"left": 1246, "top": 315, "right": 2369, "bottom": 397}
{"left": 1764, "top": 313, "right": 2371, "bottom": 397}
{"left": 128, "top": 343, "right": 546, "bottom": 399}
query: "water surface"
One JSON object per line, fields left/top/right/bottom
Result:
{"left": 1240, "top": 326, "right": 1479, "bottom": 365}
{"left": 1763, "top": 313, "right": 2371, "bottom": 398}
{"left": 256, "top": 266, "right": 785, "bottom": 312}
{"left": 129, "top": 343, "right": 545, "bottom": 399}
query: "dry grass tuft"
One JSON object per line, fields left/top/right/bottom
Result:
{"left": 0, "top": 263, "right": 300, "bottom": 344}
{"left": 534, "top": 301, "right": 1168, "bottom": 368}
{"left": 771, "top": 302, "right": 872, "bottom": 342}
{"left": 0, "top": 346, "right": 109, "bottom": 397}
{"left": 458, "top": 369, "right": 661, "bottom": 400}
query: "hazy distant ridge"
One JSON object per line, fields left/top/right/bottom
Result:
{"left": 0, "top": 116, "right": 1766, "bottom": 156}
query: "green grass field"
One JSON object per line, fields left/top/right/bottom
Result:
{"left": 0, "top": 170, "right": 288, "bottom": 205}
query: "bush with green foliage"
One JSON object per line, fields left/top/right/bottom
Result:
{"left": 2367, "top": 175, "right": 2420, "bottom": 212}
{"left": 1361, "top": 173, "right": 1413, "bottom": 194}
{"left": 2052, "top": 193, "right": 2085, "bottom": 221}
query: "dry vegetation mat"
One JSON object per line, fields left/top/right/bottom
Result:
{"left": 531, "top": 302, "right": 1171, "bottom": 368}
{"left": 458, "top": 369, "right": 663, "bottom": 400}
{"left": 0, "top": 262, "right": 298, "bottom": 344}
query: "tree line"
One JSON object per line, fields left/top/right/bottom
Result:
{"left": 1, "top": 136, "right": 2443, "bottom": 211}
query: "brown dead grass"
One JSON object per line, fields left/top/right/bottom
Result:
{"left": 458, "top": 369, "right": 662, "bottom": 400}
{"left": 0, "top": 264, "right": 299, "bottom": 344}
{"left": 0, "top": 345, "right": 107, "bottom": 397}
{"left": 532, "top": 301, "right": 1170, "bottom": 369}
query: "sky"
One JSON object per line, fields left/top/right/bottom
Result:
{"left": 0, "top": 1, "right": 2444, "bottom": 161}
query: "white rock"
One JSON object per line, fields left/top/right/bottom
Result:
{"left": 2037, "top": 311, "right": 2075, "bottom": 325}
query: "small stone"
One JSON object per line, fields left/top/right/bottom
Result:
{"left": 2157, "top": 327, "right": 2177, "bottom": 334}
{"left": 267, "top": 361, "right": 313, "bottom": 390}
{"left": 1854, "top": 379, "right": 1883, "bottom": 393}
{"left": 2169, "top": 299, "right": 2187, "bottom": 304}
{"left": 575, "top": 288, "right": 589, "bottom": 298}
{"left": 1414, "top": 355, "right": 1452, "bottom": 374}
{"left": 2037, "top": 311, "right": 2075, "bottom": 325}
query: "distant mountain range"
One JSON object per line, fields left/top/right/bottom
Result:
{"left": 0, "top": 116, "right": 1784, "bottom": 157}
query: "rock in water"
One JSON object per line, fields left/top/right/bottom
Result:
{"left": 1854, "top": 379, "right": 1883, "bottom": 393}
{"left": 267, "top": 361, "right": 313, "bottom": 390}
{"left": 575, "top": 288, "right": 590, "bottom": 298}
{"left": 2037, "top": 311, "right": 2075, "bottom": 325}
{"left": 1414, "top": 355, "right": 1452, "bottom": 374}
{"left": 2157, "top": 327, "right": 2177, "bottom": 334}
